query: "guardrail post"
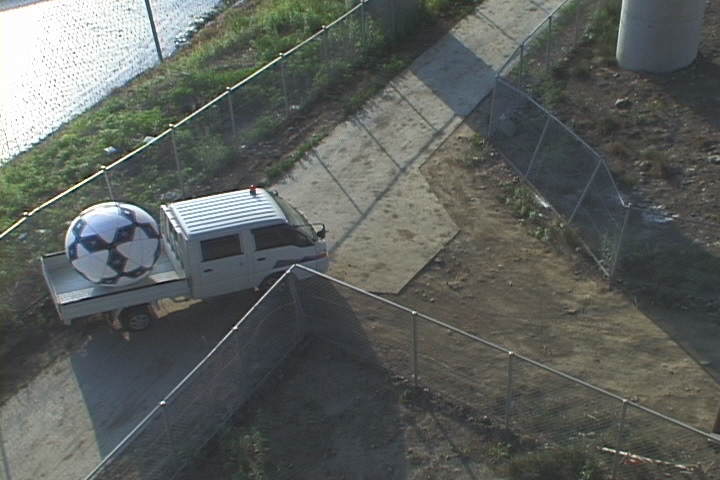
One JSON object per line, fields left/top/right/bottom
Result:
{"left": 169, "top": 124, "right": 185, "bottom": 197}
{"left": 411, "top": 311, "right": 419, "bottom": 388}
{"left": 610, "top": 399, "right": 629, "bottom": 479}
{"left": 226, "top": 88, "right": 237, "bottom": 137}
{"left": 505, "top": 351, "right": 515, "bottom": 430}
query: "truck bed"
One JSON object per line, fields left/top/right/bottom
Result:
{"left": 41, "top": 250, "right": 190, "bottom": 324}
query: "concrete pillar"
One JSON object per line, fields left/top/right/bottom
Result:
{"left": 616, "top": 0, "right": 706, "bottom": 73}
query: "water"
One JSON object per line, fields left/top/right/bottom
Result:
{"left": 0, "top": 0, "right": 222, "bottom": 162}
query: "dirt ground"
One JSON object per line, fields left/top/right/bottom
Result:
{"left": 179, "top": 114, "right": 720, "bottom": 478}
{"left": 4, "top": 1, "right": 720, "bottom": 478}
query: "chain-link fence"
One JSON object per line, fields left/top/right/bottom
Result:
{"left": 79, "top": 266, "right": 720, "bottom": 480}
{"left": 484, "top": 0, "right": 720, "bottom": 304}
{"left": 0, "top": 0, "right": 412, "bottom": 322}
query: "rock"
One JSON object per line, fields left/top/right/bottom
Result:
{"left": 708, "top": 155, "right": 720, "bottom": 164}
{"left": 615, "top": 97, "right": 632, "bottom": 109}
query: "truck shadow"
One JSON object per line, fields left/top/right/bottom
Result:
{"left": 69, "top": 289, "right": 258, "bottom": 456}
{"left": 174, "top": 274, "right": 412, "bottom": 479}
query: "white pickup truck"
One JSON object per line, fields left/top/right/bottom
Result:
{"left": 41, "top": 187, "right": 329, "bottom": 331}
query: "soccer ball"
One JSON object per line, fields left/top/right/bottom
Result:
{"left": 65, "top": 202, "right": 161, "bottom": 287}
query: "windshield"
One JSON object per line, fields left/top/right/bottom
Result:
{"left": 273, "top": 194, "right": 317, "bottom": 242}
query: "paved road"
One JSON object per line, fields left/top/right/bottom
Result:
{"left": 0, "top": 1, "right": 566, "bottom": 479}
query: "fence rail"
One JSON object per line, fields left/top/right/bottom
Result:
{"left": 78, "top": 266, "right": 720, "bottom": 480}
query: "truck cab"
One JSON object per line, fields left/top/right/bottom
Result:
{"left": 161, "top": 186, "right": 329, "bottom": 299}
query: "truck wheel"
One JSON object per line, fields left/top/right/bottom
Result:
{"left": 120, "top": 305, "right": 153, "bottom": 331}
{"left": 259, "top": 273, "right": 284, "bottom": 293}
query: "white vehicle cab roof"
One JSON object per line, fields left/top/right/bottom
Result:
{"left": 164, "top": 187, "right": 286, "bottom": 240}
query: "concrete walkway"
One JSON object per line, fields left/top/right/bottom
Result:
{"left": 277, "top": 0, "right": 564, "bottom": 294}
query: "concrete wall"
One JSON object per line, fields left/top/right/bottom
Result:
{"left": 616, "top": 0, "right": 706, "bottom": 73}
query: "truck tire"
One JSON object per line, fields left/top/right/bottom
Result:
{"left": 120, "top": 305, "right": 153, "bottom": 331}
{"left": 258, "top": 273, "right": 284, "bottom": 294}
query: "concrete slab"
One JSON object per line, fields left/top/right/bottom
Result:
{"left": 329, "top": 169, "right": 458, "bottom": 293}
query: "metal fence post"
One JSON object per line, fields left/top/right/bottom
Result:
{"left": 279, "top": 53, "right": 290, "bottom": 117}
{"left": 610, "top": 203, "right": 632, "bottom": 278}
{"left": 546, "top": 15, "right": 553, "bottom": 75}
{"left": 143, "top": 0, "right": 164, "bottom": 63}
{"left": 360, "top": 0, "right": 367, "bottom": 46}
{"left": 159, "top": 400, "right": 175, "bottom": 456}
{"left": 100, "top": 166, "right": 115, "bottom": 202}
{"left": 610, "top": 399, "right": 629, "bottom": 479}
{"left": 574, "top": 0, "right": 581, "bottom": 45}
{"left": 390, "top": 0, "right": 397, "bottom": 39}
{"left": 411, "top": 311, "right": 419, "bottom": 388}
{"left": 169, "top": 124, "right": 185, "bottom": 197}
{"left": 232, "top": 324, "right": 249, "bottom": 404}
{"left": 321, "top": 26, "right": 329, "bottom": 64}
{"left": 505, "top": 351, "right": 514, "bottom": 430}
{"left": 525, "top": 117, "right": 551, "bottom": 180}
{"left": 0, "top": 422, "right": 12, "bottom": 480}
{"left": 288, "top": 271, "right": 308, "bottom": 335}
{"left": 568, "top": 160, "right": 602, "bottom": 224}
{"left": 486, "top": 77, "right": 499, "bottom": 139}
{"left": 226, "top": 88, "right": 237, "bottom": 137}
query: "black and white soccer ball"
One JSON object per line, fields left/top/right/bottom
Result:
{"left": 64, "top": 202, "right": 161, "bottom": 287}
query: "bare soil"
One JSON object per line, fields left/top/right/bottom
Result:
{"left": 4, "top": 1, "right": 720, "bottom": 478}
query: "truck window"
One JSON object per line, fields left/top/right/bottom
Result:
{"left": 252, "top": 225, "right": 313, "bottom": 250}
{"left": 201, "top": 234, "right": 243, "bottom": 261}
{"left": 273, "top": 195, "right": 316, "bottom": 241}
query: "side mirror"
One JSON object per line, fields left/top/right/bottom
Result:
{"left": 317, "top": 224, "right": 327, "bottom": 239}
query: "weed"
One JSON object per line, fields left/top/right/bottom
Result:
{"left": 265, "top": 133, "right": 326, "bottom": 181}
{"left": 604, "top": 141, "right": 630, "bottom": 159}
{"left": 643, "top": 149, "right": 671, "bottom": 180}
{"left": 508, "top": 444, "right": 604, "bottom": 480}
{"left": 465, "top": 134, "right": 494, "bottom": 168}
{"left": 487, "top": 441, "right": 512, "bottom": 464}
{"left": 216, "top": 427, "right": 272, "bottom": 480}
{"left": 586, "top": 0, "right": 622, "bottom": 58}
{"left": 597, "top": 116, "right": 620, "bottom": 136}
{"left": 400, "top": 388, "right": 416, "bottom": 406}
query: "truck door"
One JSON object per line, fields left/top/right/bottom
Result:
{"left": 195, "top": 233, "right": 250, "bottom": 298}
{"left": 250, "top": 224, "right": 317, "bottom": 284}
